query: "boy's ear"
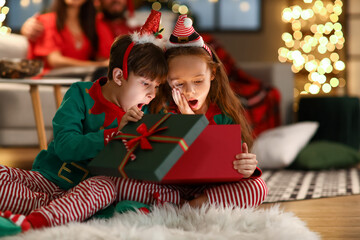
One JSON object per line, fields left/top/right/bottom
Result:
{"left": 113, "top": 68, "right": 123, "bottom": 86}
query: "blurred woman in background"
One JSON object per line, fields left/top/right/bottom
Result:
{"left": 27, "top": 0, "right": 108, "bottom": 75}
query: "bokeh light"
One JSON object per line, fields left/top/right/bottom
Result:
{"left": 279, "top": 0, "right": 345, "bottom": 95}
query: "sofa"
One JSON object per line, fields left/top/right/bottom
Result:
{"left": 0, "top": 33, "right": 294, "bottom": 147}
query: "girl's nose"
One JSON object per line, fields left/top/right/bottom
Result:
{"left": 184, "top": 84, "right": 195, "bottom": 96}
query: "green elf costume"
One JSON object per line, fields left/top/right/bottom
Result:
{"left": 0, "top": 9, "right": 165, "bottom": 237}
{"left": 0, "top": 79, "right": 122, "bottom": 237}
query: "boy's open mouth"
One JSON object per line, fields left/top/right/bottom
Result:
{"left": 188, "top": 99, "right": 198, "bottom": 108}
{"left": 137, "top": 103, "right": 145, "bottom": 109}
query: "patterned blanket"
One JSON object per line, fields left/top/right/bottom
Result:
{"left": 202, "top": 34, "right": 281, "bottom": 136}
{"left": 261, "top": 168, "right": 360, "bottom": 203}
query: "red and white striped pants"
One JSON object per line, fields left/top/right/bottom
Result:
{"left": 0, "top": 165, "right": 267, "bottom": 227}
{"left": 110, "top": 176, "right": 268, "bottom": 208}
{"left": 0, "top": 165, "right": 116, "bottom": 227}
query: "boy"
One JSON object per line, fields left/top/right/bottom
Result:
{"left": 0, "top": 10, "right": 166, "bottom": 237}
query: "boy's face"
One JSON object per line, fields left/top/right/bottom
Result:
{"left": 167, "top": 55, "right": 213, "bottom": 114}
{"left": 119, "top": 71, "right": 160, "bottom": 112}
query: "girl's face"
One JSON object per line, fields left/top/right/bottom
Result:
{"left": 119, "top": 71, "right": 160, "bottom": 112}
{"left": 167, "top": 55, "right": 213, "bottom": 114}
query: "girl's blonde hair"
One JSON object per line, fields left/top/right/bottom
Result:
{"left": 150, "top": 46, "right": 253, "bottom": 148}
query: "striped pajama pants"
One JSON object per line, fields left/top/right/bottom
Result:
{"left": 110, "top": 176, "right": 268, "bottom": 208}
{"left": 0, "top": 165, "right": 116, "bottom": 227}
{"left": 0, "top": 165, "right": 268, "bottom": 227}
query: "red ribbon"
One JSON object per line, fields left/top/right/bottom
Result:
{"left": 127, "top": 123, "right": 168, "bottom": 150}
{"left": 112, "top": 114, "right": 190, "bottom": 178}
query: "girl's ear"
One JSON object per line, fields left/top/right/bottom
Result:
{"left": 210, "top": 67, "right": 216, "bottom": 81}
{"left": 113, "top": 68, "right": 123, "bottom": 86}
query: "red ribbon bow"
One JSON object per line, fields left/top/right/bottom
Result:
{"left": 111, "top": 114, "right": 190, "bottom": 178}
{"left": 127, "top": 123, "right": 167, "bottom": 150}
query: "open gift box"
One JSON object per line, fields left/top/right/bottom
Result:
{"left": 88, "top": 114, "right": 243, "bottom": 183}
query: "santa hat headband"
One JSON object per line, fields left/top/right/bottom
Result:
{"left": 166, "top": 15, "right": 212, "bottom": 57}
{"left": 122, "top": 10, "right": 164, "bottom": 80}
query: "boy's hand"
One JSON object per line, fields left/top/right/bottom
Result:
{"left": 118, "top": 105, "right": 144, "bottom": 131}
{"left": 233, "top": 142, "right": 258, "bottom": 178}
{"left": 172, "top": 88, "right": 194, "bottom": 114}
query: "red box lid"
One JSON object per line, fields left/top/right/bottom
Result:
{"left": 162, "top": 124, "right": 243, "bottom": 184}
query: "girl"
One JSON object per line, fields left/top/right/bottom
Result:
{"left": 27, "top": 0, "right": 108, "bottom": 75}
{"left": 109, "top": 15, "right": 267, "bottom": 210}
{"left": 0, "top": 10, "right": 167, "bottom": 237}
{"left": 148, "top": 15, "right": 268, "bottom": 207}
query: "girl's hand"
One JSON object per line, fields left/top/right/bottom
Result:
{"left": 172, "top": 88, "right": 194, "bottom": 114}
{"left": 118, "top": 105, "right": 144, "bottom": 131}
{"left": 233, "top": 142, "right": 258, "bottom": 178}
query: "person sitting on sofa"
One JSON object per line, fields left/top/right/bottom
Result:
{"left": 26, "top": 0, "right": 109, "bottom": 76}
{"left": 94, "top": 0, "right": 139, "bottom": 59}
{"left": 22, "top": 0, "right": 137, "bottom": 61}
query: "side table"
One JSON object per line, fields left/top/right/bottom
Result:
{"left": 0, "top": 78, "right": 81, "bottom": 150}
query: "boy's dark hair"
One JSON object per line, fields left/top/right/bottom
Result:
{"left": 108, "top": 35, "right": 168, "bottom": 83}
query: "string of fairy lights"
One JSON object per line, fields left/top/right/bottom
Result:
{"left": 278, "top": 0, "right": 346, "bottom": 96}
{"left": 20, "top": 0, "right": 43, "bottom": 7}
{"left": 0, "top": 0, "right": 10, "bottom": 35}
{"left": 148, "top": 0, "right": 190, "bottom": 15}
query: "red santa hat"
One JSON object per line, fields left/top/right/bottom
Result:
{"left": 122, "top": 10, "right": 164, "bottom": 80}
{"left": 166, "top": 14, "right": 212, "bottom": 56}
{"left": 131, "top": 9, "right": 163, "bottom": 45}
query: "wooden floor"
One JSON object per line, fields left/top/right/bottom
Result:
{"left": 1, "top": 147, "right": 360, "bottom": 239}
{"left": 261, "top": 196, "right": 360, "bottom": 239}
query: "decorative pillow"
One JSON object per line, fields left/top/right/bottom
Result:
{"left": 252, "top": 121, "right": 319, "bottom": 169}
{"left": 288, "top": 141, "right": 360, "bottom": 170}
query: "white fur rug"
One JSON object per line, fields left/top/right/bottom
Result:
{"left": 4, "top": 204, "right": 320, "bottom": 240}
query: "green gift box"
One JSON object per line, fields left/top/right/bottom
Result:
{"left": 88, "top": 114, "right": 209, "bottom": 181}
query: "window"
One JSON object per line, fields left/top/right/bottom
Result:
{"left": 176, "top": 0, "right": 262, "bottom": 31}
{"left": 6, "top": 0, "right": 52, "bottom": 32}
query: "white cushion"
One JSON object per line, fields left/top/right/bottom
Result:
{"left": 253, "top": 122, "right": 319, "bottom": 169}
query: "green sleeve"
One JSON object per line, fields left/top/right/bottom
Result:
{"left": 213, "top": 113, "right": 234, "bottom": 125}
{"left": 141, "top": 105, "right": 167, "bottom": 114}
{"left": 52, "top": 84, "right": 106, "bottom": 162}
{"left": 141, "top": 105, "right": 151, "bottom": 114}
